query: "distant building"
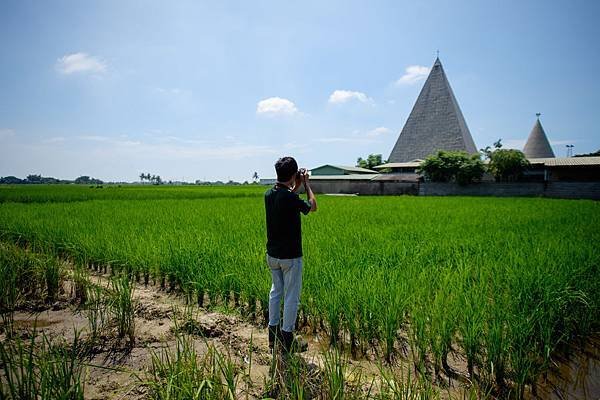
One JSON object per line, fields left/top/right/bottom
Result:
{"left": 302, "top": 57, "right": 599, "bottom": 197}
{"left": 373, "top": 159, "right": 422, "bottom": 176}
{"left": 523, "top": 115, "right": 555, "bottom": 158}
{"left": 525, "top": 157, "right": 600, "bottom": 182}
{"left": 310, "top": 165, "right": 377, "bottom": 176}
{"left": 388, "top": 57, "right": 478, "bottom": 163}
{"left": 259, "top": 178, "right": 277, "bottom": 185}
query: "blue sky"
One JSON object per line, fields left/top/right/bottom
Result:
{"left": 1, "top": 0, "right": 599, "bottom": 182}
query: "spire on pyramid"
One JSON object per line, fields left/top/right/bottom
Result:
{"left": 523, "top": 114, "right": 555, "bottom": 158}
{"left": 388, "top": 57, "right": 478, "bottom": 163}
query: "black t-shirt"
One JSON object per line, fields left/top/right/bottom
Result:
{"left": 265, "top": 186, "right": 311, "bottom": 259}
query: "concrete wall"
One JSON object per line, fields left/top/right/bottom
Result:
{"left": 308, "top": 180, "right": 418, "bottom": 195}
{"left": 419, "top": 182, "right": 545, "bottom": 197}
{"left": 419, "top": 181, "right": 600, "bottom": 200}
{"left": 306, "top": 180, "right": 600, "bottom": 200}
{"left": 543, "top": 182, "right": 600, "bottom": 199}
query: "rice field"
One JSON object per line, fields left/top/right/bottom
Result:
{"left": 0, "top": 184, "right": 599, "bottom": 397}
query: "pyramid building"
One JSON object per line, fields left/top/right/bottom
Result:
{"left": 388, "top": 58, "right": 478, "bottom": 162}
{"left": 523, "top": 116, "right": 555, "bottom": 158}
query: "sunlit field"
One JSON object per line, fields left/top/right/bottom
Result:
{"left": 0, "top": 185, "right": 598, "bottom": 398}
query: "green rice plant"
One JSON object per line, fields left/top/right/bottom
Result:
{"left": 376, "top": 363, "right": 440, "bottom": 400}
{"left": 84, "top": 283, "right": 109, "bottom": 341}
{"left": 37, "top": 331, "right": 86, "bottom": 400}
{"left": 0, "top": 248, "right": 21, "bottom": 337}
{"left": 0, "top": 326, "right": 86, "bottom": 400}
{"left": 0, "top": 183, "right": 266, "bottom": 203}
{"left": 42, "top": 255, "right": 62, "bottom": 303}
{"left": 143, "top": 331, "right": 240, "bottom": 400}
{"left": 322, "top": 348, "right": 350, "bottom": 400}
{"left": 109, "top": 273, "right": 135, "bottom": 343}
{"left": 72, "top": 263, "right": 89, "bottom": 304}
{"left": 1, "top": 190, "right": 599, "bottom": 395}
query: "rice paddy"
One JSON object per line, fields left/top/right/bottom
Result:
{"left": 0, "top": 184, "right": 598, "bottom": 398}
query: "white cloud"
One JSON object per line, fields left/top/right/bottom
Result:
{"left": 366, "top": 127, "right": 391, "bottom": 137}
{"left": 155, "top": 87, "right": 187, "bottom": 95}
{"left": 395, "top": 65, "right": 430, "bottom": 85}
{"left": 56, "top": 52, "right": 107, "bottom": 74}
{"left": 328, "top": 90, "right": 372, "bottom": 104}
{"left": 41, "top": 136, "right": 66, "bottom": 143}
{"left": 75, "top": 134, "right": 275, "bottom": 160}
{"left": 77, "top": 135, "right": 141, "bottom": 146}
{"left": 1, "top": 132, "right": 280, "bottom": 183}
{"left": 0, "top": 128, "right": 15, "bottom": 138}
{"left": 316, "top": 137, "right": 374, "bottom": 145}
{"left": 256, "top": 97, "right": 299, "bottom": 116}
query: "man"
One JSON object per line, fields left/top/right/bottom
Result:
{"left": 264, "top": 156, "right": 317, "bottom": 353}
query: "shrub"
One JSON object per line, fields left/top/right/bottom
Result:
{"left": 418, "top": 151, "right": 485, "bottom": 185}
{"left": 488, "top": 149, "right": 530, "bottom": 182}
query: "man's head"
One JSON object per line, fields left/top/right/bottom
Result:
{"left": 275, "top": 156, "right": 298, "bottom": 183}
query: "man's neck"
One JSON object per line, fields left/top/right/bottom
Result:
{"left": 275, "top": 180, "right": 294, "bottom": 190}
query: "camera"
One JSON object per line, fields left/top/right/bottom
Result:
{"left": 296, "top": 168, "right": 307, "bottom": 178}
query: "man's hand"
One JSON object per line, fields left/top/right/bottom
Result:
{"left": 302, "top": 171, "right": 317, "bottom": 212}
{"left": 302, "top": 171, "right": 309, "bottom": 185}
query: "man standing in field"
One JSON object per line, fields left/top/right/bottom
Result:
{"left": 265, "top": 156, "right": 317, "bottom": 353}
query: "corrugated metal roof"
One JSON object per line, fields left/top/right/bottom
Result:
{"left": 309, "top": 174, "right": 379, "bottom": 181}
{"left": 528, "top": 156, "right": 600, "bottom": 167}
{"left": 373, "top": 160, "right": 423, "bottom": 169}
{"left": 310, "top": 164, "right": 377, "bottom": 174}
{"left": 333, "top": 165, "right": 378, "bottom": 173}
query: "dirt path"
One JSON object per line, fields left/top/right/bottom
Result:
{"left": 7, "top": 272, "right": 279, "bottom": 399}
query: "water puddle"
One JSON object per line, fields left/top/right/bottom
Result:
{"left": 535, "top": 335, "right": 600, "bottom": 400}
{"left": 14, "top": 317, "right": 62, "bottom": 329}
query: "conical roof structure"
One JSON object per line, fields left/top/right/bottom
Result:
{"left": 523, "top": 117, "right": 555, "bottom": 158}
{"left": 388, "top": 58, "right": 478, "bottom": 163}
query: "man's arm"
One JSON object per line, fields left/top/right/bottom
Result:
{"left": 303, "top": 174, "right": 317, "bottom": 212}
{"left": 292, "top": 173, "right": 302, "bottom": 193}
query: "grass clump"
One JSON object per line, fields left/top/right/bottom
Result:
{"left": 109, "top": 273, "right": 136, "bottom": 343}
{"left": 143, "top": 331, "right": 240, "bottom": 400}
{"left": 0, "top": 327, "right": 86, "bottom": 400}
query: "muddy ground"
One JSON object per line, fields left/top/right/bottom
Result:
{"left": 2, "top": 271, "right": 599, "bottom": 400}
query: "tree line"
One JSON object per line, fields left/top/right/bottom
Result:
{"left": 0, "top": 175, "right": 104, "bottom": 185}
{"left": 139, "top": 173, "right": 162, "bottom": 185}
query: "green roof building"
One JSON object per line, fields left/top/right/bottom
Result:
{"left": 310, "top": 165, "right": 378, "bottom": 176}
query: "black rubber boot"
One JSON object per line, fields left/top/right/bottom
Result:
{"left": 268, "top": 324, "right": 281, "bottom": 350}
{"left": 281, "top": 330, "right": 308, "bottom": 353}
{"left": 281, "top": 330, "right": 293, "bottom": 353}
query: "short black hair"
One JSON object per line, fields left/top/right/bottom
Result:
{"left": 275, "top": 156, "right": 298, "bottom": 182}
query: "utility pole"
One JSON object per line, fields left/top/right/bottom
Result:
{"left": 565, "top": 144, "right": 574, "bottom": 157}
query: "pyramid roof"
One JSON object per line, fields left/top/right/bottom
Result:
{"left": 388, "top": 58, "right": 478, "bottom": 163}
{"left": 523, "top": 117, "right": 555, "bottom": 158}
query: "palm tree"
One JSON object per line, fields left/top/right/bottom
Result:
{"left": 139, "top": 173, "right": 145, "bottom": 183}
{"left": 252, "top": 171, "right": 259, "bottom": 182}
